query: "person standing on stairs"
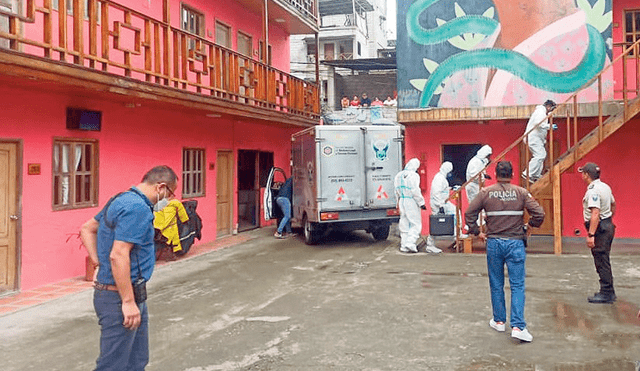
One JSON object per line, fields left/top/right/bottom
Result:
{"left": 522, "top": 100, "right": 557, "bottom": 182}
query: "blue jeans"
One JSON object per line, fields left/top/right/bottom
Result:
{"left": 486, "top": 238, "right": 527, "bottom": 330}
{"left": 93, "top": 289, "right": 149, "bottom": 371}
{"left": 276, "top": 197, "right": 292, "bottom": 234}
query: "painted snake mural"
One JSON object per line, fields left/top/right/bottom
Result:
{"left": 406, "top": 0, "right": 607, "bottom": 107}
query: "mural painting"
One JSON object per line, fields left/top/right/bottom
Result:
{"left": 397, "top": 0, "right": 613, "bottom": 108}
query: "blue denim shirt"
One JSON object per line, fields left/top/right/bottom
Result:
{"left": 94, "top": 187, "right": 155, "bottom": 285}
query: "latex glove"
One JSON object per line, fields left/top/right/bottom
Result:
{"left": 552, "top": 124, "right": 558, "bottom": 130}
{"left": 452, "top": 185, "right": 461, "bottom": 191}
{"left": 420, "top": 205, "right": 426, "bottom": 210}
{"left": 439, "top": 207, "right": 445, "bottom": 214}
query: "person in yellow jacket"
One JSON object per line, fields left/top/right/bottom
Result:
{"left": 153, "top": 197, "right": 189, "bottom": 253}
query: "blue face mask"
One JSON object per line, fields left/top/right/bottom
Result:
{"left": 446, "top": 172, "right": 453, "bottom": 180}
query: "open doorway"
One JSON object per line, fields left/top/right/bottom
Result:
{"left": 442, "top": 144, "right": 483, "bottom": 187}
{"left": 237, "top": 150, "right": 273, "bottom": 232}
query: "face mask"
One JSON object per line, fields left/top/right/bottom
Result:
{"left": 154, "top": 188, "right": 170, "bottom": 212}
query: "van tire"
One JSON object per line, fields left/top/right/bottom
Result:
{"left": 303, "top": 215, "right": 321, "bottom": 245}
{"left": 371, "top": 225, "right": 390, "bottom": 241}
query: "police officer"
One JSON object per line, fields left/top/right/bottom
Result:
{"left": 579, "top": 162, "right": 617, "bottom": 304}
{"left": 465, "top": 161, "right": 544, "bottom": 343}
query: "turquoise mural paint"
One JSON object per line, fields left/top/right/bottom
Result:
{"left": 416, "top": 24, "right": 606, "bottom": 107}
{"left": 407, "top": 0, "right": 498, "bottom": 45}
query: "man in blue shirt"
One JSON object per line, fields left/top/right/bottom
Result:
{"left": 80, "top": 165, "right": 178, "bottom": 371}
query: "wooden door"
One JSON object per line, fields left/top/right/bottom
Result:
{"left": 216, "top": 150, "right": 233, "bottom": 236}
{"left": 0, "top": 142, "right": 18, "bottom": 291}
{"left": 519, "top": 138, "right": 560, "bottom": 235}
{"left": 324, "top": 43, "right": 334, "bottom": 60}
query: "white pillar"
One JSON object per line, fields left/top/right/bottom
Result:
{"left": 327, "top": 66, "right": 336, "bottom": 111}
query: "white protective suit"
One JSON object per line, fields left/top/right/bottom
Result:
{"left": 523, "top": 104, "right": 550, "bottom": 180}
{"left": 394, "top": 158, "right": 425, "bottom": 252}
{"left": 465, "top": 145, "right": 492, "bottom": 203}
{"left": 430, "top": 162, "right": 456, "bottom": 215}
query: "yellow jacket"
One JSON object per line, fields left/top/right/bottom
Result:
{"left": 154, "top": 199, "right": 189, "bottom": 252}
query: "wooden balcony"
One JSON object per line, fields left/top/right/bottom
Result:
{"left": 0, "top": 0, "right": 320, "bottom": 126}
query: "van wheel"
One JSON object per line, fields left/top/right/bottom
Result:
{"left": 371, "top": 225, "right": 390, "bottom": 241}
{"left": 303, "top": 215, "right": 321, "bottom": 245}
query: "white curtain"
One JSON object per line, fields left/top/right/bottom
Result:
{"left": 54, "top": 144, "right": 83, "bottom": 205}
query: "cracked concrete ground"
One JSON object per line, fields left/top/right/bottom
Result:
{"left": 2, "top": 228, "right": 640, "bottom": 371}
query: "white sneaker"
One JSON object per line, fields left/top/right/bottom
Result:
{"left": 511, "top": 327, "right": 533, "bottom": 342}
{"left": 425, "top": 245, "right": 442, "bottom": 254}
{"left": 489, "top": 319, "right": 505, "bottom": 332}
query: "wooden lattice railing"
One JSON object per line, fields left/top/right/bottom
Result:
{"left": 0, "top": 0, "right": 320, "bottom": 119}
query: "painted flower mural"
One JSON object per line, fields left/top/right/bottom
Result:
{"left": 397, "top": 0, "right": 613, "bottom": 108}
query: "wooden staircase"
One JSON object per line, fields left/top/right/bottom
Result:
{"left": 450, "top": 39, "right": 640, "bottom": 254}
{"left": 531, "top": 95, "right": 640, "bottom": 194}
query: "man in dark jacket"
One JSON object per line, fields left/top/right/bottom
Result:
{"left": 274, "top": 177, "right": 293, "bottom": 238}
{"left": 465, "top": 161, "right": 544, "bottom": 343}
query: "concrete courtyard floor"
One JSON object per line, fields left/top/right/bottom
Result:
{"left": 2, "top": 227, "right": 640, "bottom": 371}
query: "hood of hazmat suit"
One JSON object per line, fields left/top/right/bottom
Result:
{"left": 430, "top": 161, "right": 453, "bottom": 212}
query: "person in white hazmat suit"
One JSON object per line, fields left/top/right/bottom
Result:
{"left": 523, "top": 100, "right": 557, "bottom": 182}
{"left": 466, "top": 145, "right": 493, "bottom": 203}
{"left": 425, "top": 162, "right": 460, "bottom": 250}
{"left": 394, "top": 158, "right": 440, "bottom": 254}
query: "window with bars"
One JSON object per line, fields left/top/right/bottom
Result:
{"left": 625, "top": 9, "right": 640, "bottom": 55}
{"left": 52, "top": 138, "right": 98, "bottom": 210}
{"left": 182, "top": 148, "right": 205, "bottom": 198}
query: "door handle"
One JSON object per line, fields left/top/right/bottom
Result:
{"left": 9, "top": 215, "right": 18, "bottom": 220}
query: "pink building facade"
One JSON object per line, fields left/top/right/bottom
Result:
{"left": 0, "top": 0, "right": 320, "bottom": 292}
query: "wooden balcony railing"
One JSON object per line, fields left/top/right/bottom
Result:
{"left": 0, "top": 0, "right": 320, "bottom": 119}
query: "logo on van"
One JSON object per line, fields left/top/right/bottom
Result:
{"left": 322, "top": 145, "right": 334, "bottom": 157}
{"left": 373, "top": 140, "right": 389, "bottom": 161}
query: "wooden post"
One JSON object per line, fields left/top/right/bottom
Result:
{"left": 552, "top": 164, "right": 562, "bottom": 255}
{"left": 463, "top": 237, "right": 473, "bottom": 254}
{"left": 73, "top": 0, "right": 83, "bottom": 65}
{"left": 598, "top": 75, "right": 603, "bottom": 143}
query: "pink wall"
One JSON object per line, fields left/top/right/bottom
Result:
{"left": 405, "top": 115, "right": 640, "bottom": 239}
{"left": 0, "top": 84, "right": 298, "bottom": 290}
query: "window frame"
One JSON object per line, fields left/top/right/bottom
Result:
{"left": 215, "top": 20, "right": 232, "bottom": 49}
{"left": 182, "top": 147, "right": 206, "bottom": 198}
{"left": 52, "top": 137, "right": 99, "bottom": 211}
{"left": 180, "top": 3, "right": 205, "bottom": 37}
{"left": 624, "top": 8, "right": 640, "bottom": 56}
{"left": 237, "top": 30, "right": 253, "bottom": 57}
{"left": 52, "top": 0, "right": 101, "bottom": 22}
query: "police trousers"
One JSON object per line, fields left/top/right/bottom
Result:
{"left": 585, "top": 218, "right": 616, "bottom": 295}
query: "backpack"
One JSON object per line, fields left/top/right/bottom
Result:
{"left": 176, "top": 200, "right": 202, "bottom": 255}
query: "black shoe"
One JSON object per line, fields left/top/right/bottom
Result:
{"left": 587, "top": 292, "right": 616, "bottom": 303}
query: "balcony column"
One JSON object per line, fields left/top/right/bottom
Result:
{"left": 327, "top": 65, "right": 336, "bottom": 111}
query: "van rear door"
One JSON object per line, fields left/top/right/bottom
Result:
{"left": 364, "top": 127, "right": 402, "bottom": 209}
{"left": 317, "top": 128, "right": 365, "bottom": 210}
